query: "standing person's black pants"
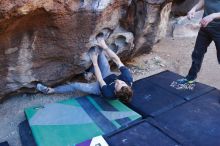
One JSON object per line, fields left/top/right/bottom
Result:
{"left": 186, "top": 26, "right": 220, "bottom": 80}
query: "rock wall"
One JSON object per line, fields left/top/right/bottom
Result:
{"left": 172, "top": 0, "right": 199, "bottom": 16}
{"left": 0, "top": 0, "right": 172, "bottom": 100}
{"left": 121, "top": 0, "right": 172, "bottom": 55}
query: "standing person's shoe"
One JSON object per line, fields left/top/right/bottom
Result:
{"left": 36, "top": 83, "right": 50, "bottom": 94}
{"left": 171, "top": 78, "right": 196, "bottom": 90}
{"left": 177, "top": 78, "right": 195, "bottom": 84}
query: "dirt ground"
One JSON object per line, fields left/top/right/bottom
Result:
{"left": 0, "top": 36, "right": 219, "bottom": 146}
{"left": 130, "top": 37, "right": 220, "bottom": 89}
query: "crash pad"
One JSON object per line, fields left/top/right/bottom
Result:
{"left": 147, "top": 70, "right": 215, "bottom": 100}
{"left": 24, "top": 95, "right": 141, "bottom": 146}
{"left": 154, "top": 89, "right": 220, "bottom": 146}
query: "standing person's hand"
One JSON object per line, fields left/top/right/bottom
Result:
{"left": 187, "top": 9, "right": 196, "bottom": 20}
{"left": 200, "top": 14, "right": 215, "bottom": 27}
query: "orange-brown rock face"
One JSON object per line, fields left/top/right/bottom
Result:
{"left": 0, "top": 0, "right": 172, "bottom": 100}
{"left": 121, "top": 0, "right": 172, "bottom": 55}
{"left": 172, "top": 0, "right": 199, "bottom": 16}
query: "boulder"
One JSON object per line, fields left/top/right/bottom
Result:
{"left": 0, "top": 0, "right": 173, "bottom": 100}
{"left": 121, "top": 0, "right": 172, "bottom": 55}
{"left": 172, "top": 0, "right": 199, "bottom": 16}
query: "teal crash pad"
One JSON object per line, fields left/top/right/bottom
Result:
{"left": 25, "top": 95, "right": 141, "bottom": 146}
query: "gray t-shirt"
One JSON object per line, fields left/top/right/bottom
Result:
{"left": 204, "top": 0, "right": 220, "bottom": 27}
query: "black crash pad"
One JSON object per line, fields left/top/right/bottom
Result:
{"left": 147, "top": 70, "right": 215, "bottom": 100}
{"left": 104, "top": 119, "right": 181, "bottom": 146}
{"left": 19, "top": 120, "right": 36, "bottom": 146}
{"left": 128, "top": 79, "right": 185, "bottom": 117}
{"left": 0, "top": 142, "right": 9, "bottom": 146}
{"left": 154, "top": 89, "right": 220, "bottom": 146}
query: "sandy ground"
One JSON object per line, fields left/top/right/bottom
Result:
{"left": 0, "top": 36, "right": 220, "bottom": 146}
{"left": 133, "top": 37, "right": 220, "bottom": 89}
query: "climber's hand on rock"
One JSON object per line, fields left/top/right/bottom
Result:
{"left": 96, "top": 33, "right": 108, "bottom": 50}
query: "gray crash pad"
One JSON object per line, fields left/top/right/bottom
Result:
{"left": 147, "top": 70, "right": 215, "bottom": 100}
{"left": 128, "top": 79, "right": 185, "bottom": 117}
{"left": 104, "top": 119, "right": 181, "bottom": 146}
{"left": 154, "top": 89, "right": 220, "bottom": 146}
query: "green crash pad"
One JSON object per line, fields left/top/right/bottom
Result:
{"left": 25, "top": 95, "right": 141, "bottom": 146}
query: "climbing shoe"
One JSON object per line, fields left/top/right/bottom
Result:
{"left": 36, "top": 83, "right": 50, "bottom": 94}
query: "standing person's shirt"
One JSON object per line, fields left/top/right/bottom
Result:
{"left": 101, "top": 66, "right": 133, "bottom": 99}
{"left": 204, "top": 0, "right": 220, "bottom": 27}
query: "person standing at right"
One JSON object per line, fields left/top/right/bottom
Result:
{"left": 178, "top": 0, "right": 220, "bottom": 84}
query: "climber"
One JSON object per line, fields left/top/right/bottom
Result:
{"left": 36, "top": 33, "right": 133, "bottom": 103}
